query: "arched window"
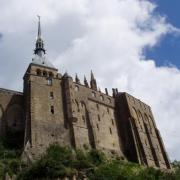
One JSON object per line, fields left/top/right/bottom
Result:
{"left": 36, "top": 69, "right": 41, "bottom": 76}
{"left": 49, "top": 72, "right": 54, "bottom": 78}
{"left": 43, "top": 71, "right": 47, "bottom": 76}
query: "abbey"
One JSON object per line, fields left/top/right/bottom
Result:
{"left": 0, "top": 19, "right": 171, "bottom": 169}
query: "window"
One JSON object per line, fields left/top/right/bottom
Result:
{"left": 107, "top": 108, "right": 109, "bottom": 113}
{"left": 108, "top": 98, "right": 111, "bottom": 103}
{"left": 37, "top": 69, "right": 41, "bottom": 76}
{"left": 50, "top": 92, "right": 54, "bottom": 99}
{"left": 111, "top": 119, "right": 114, "bottom": 126}
{"left": 98, "top": 115, "right": 100, "bottom": 121}
{"left": 92, "top": 92, "right": 96, "bottom": 97}
{"left": 82, "top": 115, "right": 85, "bottom": 123}
{"left": 109, "top": 127, "right": 112, "bottom": 135}
{"left": 51, "top": 106, "right": 54, "bottom": 114}
{"left": 49, "top": 72, "right": 54, "bottom": 78}
{"left": 43, "top": 71, "right": 47, "bottom": 76}
{"left": 96, "top": 104, "right": 99, "bottom": 110}
{"left": 96, "top": 124, "right": 99, "bottom": 131}
{"left": 47, "top": 78, "right": 52, "bottom": 86}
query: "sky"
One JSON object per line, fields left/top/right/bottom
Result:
{"left": 0, "top": 0, "right": 180, "bottom": 161}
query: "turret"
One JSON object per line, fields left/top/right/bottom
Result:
{"left": 84, "top": 75, "right": 89, "bottom": 87}
{"left": 90, "top": 70, "right": 97, "bottom": 91}
{"left": 75, "top": 74, "right": 80, "bottom": 84}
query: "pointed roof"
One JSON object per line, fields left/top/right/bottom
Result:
{"left": 75, "top": 73, "right": 80, "bottom": 83}
{"left": 84, "top": 75, "right": 89, "bottom": 87}
{"left": 32, "top": 16, "right": 55, "bottom": 69}
{"left": 91, "top": 70, "right": 95, "bottom": 80}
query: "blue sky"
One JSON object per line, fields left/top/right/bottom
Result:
{"left": 145, "top": 0, "right": 180, "bottom": 68}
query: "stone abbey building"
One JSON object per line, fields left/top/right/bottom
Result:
{"left": 0, "top": 19, "right": 171, "bottom": 169}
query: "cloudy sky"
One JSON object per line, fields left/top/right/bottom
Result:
{"left": 0, "top": 0, "right": 180, "bottom": 161}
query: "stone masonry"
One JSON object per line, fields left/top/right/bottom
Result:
{"left": 0, "top": 18, "right": 171, "bottom": 169}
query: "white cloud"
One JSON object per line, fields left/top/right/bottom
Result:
{"left": 0, "top": 0, "right": 180, "bottom": 160}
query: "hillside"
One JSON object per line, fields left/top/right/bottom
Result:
{"left": 0, "top": 140, "right": 179, "bottom": 180}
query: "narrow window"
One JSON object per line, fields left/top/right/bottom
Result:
{"left": 43, "top": 71, "right": 47, "bottom": 76}
{"left": 82, "top": 115, "right": 85, "bottom": 124}
{"left": 37, "top": 69, "right": 41, "bottom": 76}
{"left": 111, "top": 119, "right": 114, "bottom": 126}
{"left": 96, "top": 104, "right": 99, "bottom": 110}
{"left": 98, "top": 115, "right": 100, "bottom": 121}
{"left": 109, "top": 127, "right": 112, "bottom": 135}
{"left": 47, "top": 78, "right": 52, "bottom": 86}
{"left": 51, "top": 106, "right": 54, "bottom": 114}
{"left": 107, "top": 108, "right": 109, "bottom": 113}
{"left": 96, "top": 124, "right": 99, "bottom": 131}
{"left": 50, "top": 92, "right": 54, "bottom": 99}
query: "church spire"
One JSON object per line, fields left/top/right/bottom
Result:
{"left": 34, "top": 15, "right": 45, "bottom": 56}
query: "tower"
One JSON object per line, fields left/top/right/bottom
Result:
{"left": 23, "top": 17, "right": 71, "bottom": 161}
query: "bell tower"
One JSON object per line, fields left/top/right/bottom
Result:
{"left": 23, "top": 17, "right": 71, "bottom": 161}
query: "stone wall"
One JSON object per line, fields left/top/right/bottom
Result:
{"left": 23, "top": 64, "right": 71, "bottom": 158}
{"left": 0, "top": 88, "right": 24, "bottom": 146}
{"left": 116, "top": 92, "right": 171, "bottom": 169}
{"left": 62, "top": 77, "right": 124, "bottom": 158}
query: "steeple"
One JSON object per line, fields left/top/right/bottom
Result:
{"left": 90, "top": 70, "right": 97, "bottom": 91}
{"left": 32, "top": 16, "right": 55, "bottom": 69}
{"left": 34, "top": 15, "right": 45, "bottom": 56}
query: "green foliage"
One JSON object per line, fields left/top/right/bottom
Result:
{"left": 0, "top": 138, "right": 22, "bottom": 179}
{"left": 0, "top": 141, "right": 179, "bottom": 180}
{"left": 17, "top": 144, "right": 179, "bottom": 180}
{"left": 172, "top": 160, "right": 180, "bottom": 180}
